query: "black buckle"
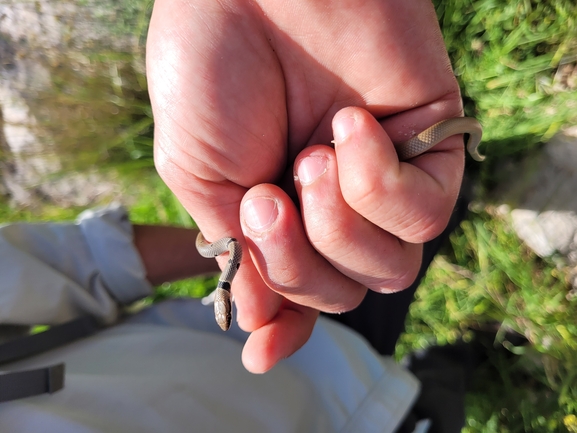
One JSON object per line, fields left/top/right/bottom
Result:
{"left": 47, "top": 363, "right": 65, "bottom": 394}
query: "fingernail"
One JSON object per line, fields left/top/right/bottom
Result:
{"left": 296, "top": 155, "right": 327, "bottom": 186}
{"left": 243, "top": 197, "right": 278, "bottom": 232}
{"left": 333, "top": 113, "right": 356, "bottom": 143}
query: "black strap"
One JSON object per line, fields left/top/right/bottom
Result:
{"left": 0, "top": 316, "right": 100, "bottom": 364}
{"left": 0, "top": 316, "right": 102, "bottom": 403}
{"left": 0, "top": 363, "right": 65, "bottom": 403}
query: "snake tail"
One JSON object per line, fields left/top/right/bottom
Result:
{"left": 395, "top": 117, "right": 484, "bottom": 162}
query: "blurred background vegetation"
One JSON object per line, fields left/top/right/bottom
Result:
{"left": 1, "top": 0, "right": 576, "bottom": 431}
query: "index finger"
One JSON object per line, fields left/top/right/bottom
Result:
{"left": 334, "top": 105, "right": 465, "bottom": 244}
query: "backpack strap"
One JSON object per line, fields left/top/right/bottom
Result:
{"left": 0, "top": 316, "right": 102, "bottom": 403}
{"left": 0, "top": 363, "right": 64, "bottom": 403}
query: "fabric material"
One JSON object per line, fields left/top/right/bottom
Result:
{"left": 0, "top": 205, "right": 421, "bottom": 433}
{"left": 0, "top": 301, "right": 420, "bottom": 433}
{"left": 0, "top": 204, "right": 153, "bottom": 328}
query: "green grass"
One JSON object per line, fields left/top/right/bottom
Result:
{"left": 435, "top": 0, "right": 577, "bottom": 144}
{"left": 390, "top": 2, "right": 577, "bottom": 429}
{"left": 0, "top": 198, "right": 83, "bottom": 224}
{"left": 395, "top": 208, "right": 577, "bottom": 430}
{"left": 434, "top": 0, "right": 577, "bottom": 196}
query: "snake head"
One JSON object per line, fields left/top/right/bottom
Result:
{"left": 214, "top": 287, "right": 232, "bottom": 331}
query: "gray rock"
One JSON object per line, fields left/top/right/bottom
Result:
{"left": 494, "top": 130, "right": 577, "bottom": 287}
{"left": 510, "top": 209, "right": 577, "bottom": 259}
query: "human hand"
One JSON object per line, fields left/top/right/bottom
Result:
{"left": 147, "top": 0, "right": 465, "bottom": 372}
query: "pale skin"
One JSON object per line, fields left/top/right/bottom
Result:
{"left": 147, "top": 0, "right": 465, "bottom": 373}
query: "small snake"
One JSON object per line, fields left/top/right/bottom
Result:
{"left": 196, "top": 232, "right": 242, "bottom": 331}
{"left": 196, "top": 117, "right": 483, "bottom": 331}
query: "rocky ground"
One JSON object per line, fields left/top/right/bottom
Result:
{"left": 492, "top": 128, "right": 577, "bottom": 290}
{"left": 0, "top": 0, "right": 142, "bottom": 207}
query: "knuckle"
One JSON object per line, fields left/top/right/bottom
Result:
{"left": 396, "top": 199, "right": 455, "bottom": 243}
{"left": 398, "top": 268, "right": 418, "bottom": 289}
{"left": 265, "top": 261, "right": 304, "bottom": 293}
{"left": 307, "top": 222, "right": 346, "bottom": 253}
{"left": 342, "top": 173, "right": 385, "bottom": 214}
{"left": 371, "top": 260, "right": 421, "bottom": 294}
{"left": 153, "top": 140, "right": 177, "bottom": 182}
{"left": 322, "top": 286, "right": 367, "bottom": 314}
{"left": 413, "top": 215, "right": 451, "bottom": 242}
{"left": 265, "top": 259, "right": 367, "bottom": 315}
{"left": 153, "top": 139, "right": 196, "bottom": 189}
{"left": 391, "top": 270, "right": 420, "bottom": 292}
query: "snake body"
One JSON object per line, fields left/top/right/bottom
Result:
{"left": 396, "top": 117, "right": 484, "bottom": 162}
{"left": 195, "top": 232, "right": 242, "bottom": 331}
{"left": 196, "top": 117, "right": 483, "bottom": 331}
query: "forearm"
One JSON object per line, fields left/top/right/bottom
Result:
{"left": 132, "top": 225, "right": 220, "bottom": 286}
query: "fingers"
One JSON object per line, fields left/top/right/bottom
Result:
{"left": 238, "top": 183, "right": 366, "bottom": 372}
{"left": 152, "top": 164, "right": 284, "bottom": 334}
{"left": 240, "top": 184, "right": 367, "bottom": 312}
{"left": 293, "top": 144, "right": 422, "bottom": 293}
{"left": 241, "top": 300, "right": 319, "bottom": 373}
{"left": 288, "top": 105, "right": 464, "bottom": 294}
{"left": 238, "top": 104, "right": 464, "bottom": 357}
{"left": 333, "top": 106, "right": 465, "bottom": 244}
